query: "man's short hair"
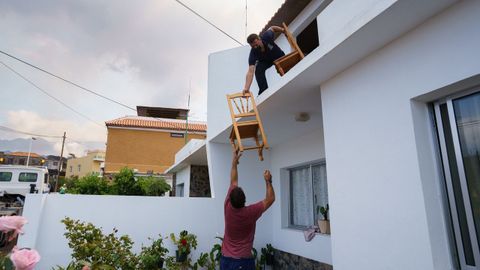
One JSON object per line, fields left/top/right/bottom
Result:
{"left": 247, "top": 33, "right": 259, "bottom": 45}
{"left": 230, "top": 186, "right": 246, "bottom": 208}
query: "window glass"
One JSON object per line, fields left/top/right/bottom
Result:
{"left": 313, "top": 164, "right": 329, "bottom": 221}
{"left": 289, "top": 163, "right": 328, "bottom": 228}
{"left": 0, "top": 172, "right": 12, "bottom": 182}
{"left": 19, "top": 173, "right": 38, "bottom": 182}
{"left": 176, "top": 183, "right": 184, "bottom": 197}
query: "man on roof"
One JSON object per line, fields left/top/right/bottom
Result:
{"left": 220, "top": 146, "right": 275, "bottom": 270}
{"left": 243, "top": 26, "right": 285, "bottom": 96}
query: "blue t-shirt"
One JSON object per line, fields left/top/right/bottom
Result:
{"left": 248, "top": 30, "right": 285, "bottom": 66}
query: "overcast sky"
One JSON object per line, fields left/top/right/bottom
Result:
{"left": 0, "top": 0, "right": 283, "bottom": 157}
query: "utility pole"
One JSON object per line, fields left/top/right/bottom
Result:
{"left": 26, "top": 137, "right": 36, "bottom": 167}
{"left": 55, "top": 132, "right": 66, "bottom": 192}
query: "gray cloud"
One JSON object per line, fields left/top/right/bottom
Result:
{"left": 0, "top": 0, "right": 283, "bottom": 155}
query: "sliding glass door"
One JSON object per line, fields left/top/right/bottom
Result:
{"left": 434, "top": 89, "right": 480, "bottom": 269}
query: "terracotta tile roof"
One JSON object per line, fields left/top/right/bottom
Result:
{"left": 8, "top": 152, "right": 43, "bottom": 158}
{"left": 260, "top": 0, "right": 313, "bottom": 34}
{"left": 105, "top": 116, "right": 207, "bottom": 133}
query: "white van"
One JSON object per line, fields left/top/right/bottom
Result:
{"left": 0, "top": 165, "right": 50, "bottom": 197}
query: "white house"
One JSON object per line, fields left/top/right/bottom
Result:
{"left": 166, "top": 139, "right": 210, "bottom": 198}
{"left": 19, "top": 0, "right": 480, "bottom": 269}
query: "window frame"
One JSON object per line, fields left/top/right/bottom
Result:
{"left": 288, "top": 161, "right": 328, "bottom": 229}
{"left": 0, "top": 172, "right": 12, "bottom": 182}
{"left": 19, "top": 172, "right": 38, "bottom": 182}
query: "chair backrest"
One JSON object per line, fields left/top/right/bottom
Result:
{"left": 227, "top": 92, "right": 256, "bottom": 118}
{"left": 282, "top": 22, "right": 304, "bottom": 59}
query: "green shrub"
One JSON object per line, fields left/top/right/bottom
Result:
{"left": 61, "top": 217, "right": 138, "bottom": 270}
{"left": 67, "top": 174, "right": 110, "bottom": 195}
{"left": 137, "top": 235, "right": 169, "bottom": 270}
{"left": 137, "top": 176, "right": 171, "bottom": 196}
{"left": 111, "top": 167, "right": 143, "bottom": 196}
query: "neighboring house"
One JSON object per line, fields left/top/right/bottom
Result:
{"left": 65, "top": 150, "right": 105, "bottom": 178}
{"left": 166, "top": 139, "right": 210, "bottom": 197}
{"left": 18, "top": 1, "right": 480, "bottom": 269}
{"left": 45, "top": 155, "right": 67, "bottom": 177}
{"left": 0, "top": 152, "right": 45, "bottom": 166}
{"left": 104, "top": 112, "right": 207, "bottom": 175}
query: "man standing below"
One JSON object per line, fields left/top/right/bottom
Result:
{"left": 221, "top": 148, "right": 275, "bottom": 270}
{"left": 243, "top": 26, "right": 285, "bottom": 96}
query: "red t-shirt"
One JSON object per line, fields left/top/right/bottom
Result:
{"left": 222, "top": 185, "right": 264, "bottom": 258}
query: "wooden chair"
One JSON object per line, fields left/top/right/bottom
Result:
{"left": 273, "top": 22, "right": 305, "bottom": 76}
{"left": 227, "top": 92, "right": 269, "bottom": 161}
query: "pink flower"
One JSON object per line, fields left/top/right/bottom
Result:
{"left": 10, "top": 247, "right": 41, "bottom": 270}
{"left": 0, "top": 216, "right": 28, "bottom": 241}
{"left": 82, "top": 266, "right": 90, "bottom": 270}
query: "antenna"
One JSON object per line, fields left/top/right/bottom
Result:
{"left": 185, "top": 79, "right": 191, "bottom": 144}
{"left": 245, "top": 0, "right": 248, "bottom": 39}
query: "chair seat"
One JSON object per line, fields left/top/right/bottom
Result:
{"left": 274, "top": 51, "right": 302, "bottom": 76}
{"left": 273, "top": 22, "right": 305, "bottom": 76}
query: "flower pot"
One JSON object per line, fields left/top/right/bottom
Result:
{"left": 265, "top": 253, "right": 274, "bottom": 265}
{"left": 176, "top": 250, "right": 187, "bottom": 263}
{"left": 318, "top": 219, "right": 330, "bottom": 234}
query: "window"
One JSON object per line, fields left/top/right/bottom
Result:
{"left": 78, "top": 165, "right": 81, "bottom": 172}
{"left": 434, "top": 89, "right": 480, "bottom": 268}
{"left": 296, "top": 19, "right": 319, "bottom": 56}
{"left": 18, "top": 158, "right": 25, "bottom": 165}
{"left": 176, "top": 183, "right": 184, "bottom": 197}
{"left": 69, "top": 166, "right": 72, "bottom": 173}
{"left": 0, "top": 172, "right": 12, "bottom": 182}
{"left": 289, "top": 162, "right": 328, "bottom": 228}
{"left": 19, "top": 173, "right": 38, "bottom": 182}
{"left": 53, "top": 162, "right": 58, "bottom": 166}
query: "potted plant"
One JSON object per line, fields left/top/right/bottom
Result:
{"left": 317, "top": 204, "right": 330, "bottom": 234}
{"left": 170, "top": 230, "right": 198, "bottom": 263}
{"left": 261, "top": 244, "right": 274, "bottom": 266}
{"left": 138, "top": 234, "right": 169, "bottom": 269}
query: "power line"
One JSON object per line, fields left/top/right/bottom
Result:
{"left": 0, "top": 60, "right": 105, "bottom": 128}
{"left": 0, "top": 50, "right": 136, "bottom": 112}
{"left": 0, "top": 125, "right": 63, "bottom": 139}
{"left": 173, "top": 0, "right": 243, "bottom": 46}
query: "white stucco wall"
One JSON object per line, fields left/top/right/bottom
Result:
{"left": 175, "top": 165, "right": 190, "bottom": 197}
{"left": 19, "top": 194, "right": 225, "bottom": 269}
{"left": 270, "top": 128, "right": 332, "bottom": 264}
{"left": 321, "top": 1, "right": 480, "bottom": 269}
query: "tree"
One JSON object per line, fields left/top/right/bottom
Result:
{"left": 111, "top": 167, "right": 143, "bottom": 195}
{"left": 137, "top": 176, "right": 171, "bottom": 196}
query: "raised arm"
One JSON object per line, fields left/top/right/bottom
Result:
{"left": 262, "top": 170, "right": 275, "bottom": 211}
{"left": 243, "top": 65, "right": 255, "bottom": 95}
{"left": 230, "top": 147, "right": 242, "bottom": 187}
{"left": 268, "top": 25, "right": 285, "bottom": 34}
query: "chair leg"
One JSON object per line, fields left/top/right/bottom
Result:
{"left": 254, "top": 136, "right": 263, "bottom": 161}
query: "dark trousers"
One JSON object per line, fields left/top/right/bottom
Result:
{"left": 220, "top": 255, "right": 255, "bottom": 270}
{"left": 255, "top": 61, "right": 273, "bottom": 95}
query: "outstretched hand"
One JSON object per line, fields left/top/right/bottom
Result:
{"left": 232, "top": 144, "right": 242, "bottom": 165}
{"left": 264, "top": 170, "right": 272, "bottom": 182}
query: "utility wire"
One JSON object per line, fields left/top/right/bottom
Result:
{"left": 173, "top": 0, "right": 243, "bottom": 46}
{"left": 0, "top": 50, "right": 136, "bottom": 112}
{"left": 0, "top": 60, "right": 105, "bottom": 128}
{"left": 0, "top": 125, "right": 63, "bottom": 139}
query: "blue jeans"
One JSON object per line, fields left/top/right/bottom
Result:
{"left": 255, "top": 61, "right": 273, "bottom": 95}
{"left": 220, "top": 255, "right": 255, "bottom": 270}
